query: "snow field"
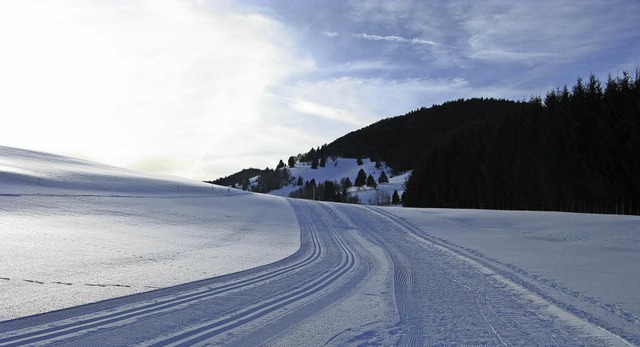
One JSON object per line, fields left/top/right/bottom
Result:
{"left": 392, "top": 208, "right": 640, "bottom": 319}
{"left": 0, "top": 146, "right": 300, "bottom": 321}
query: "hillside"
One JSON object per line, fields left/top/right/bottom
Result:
{"left": 213, "top": 98, "right": 533, "bottom": 203}
{"left": 404, "top": 72, "right": 640, "bottom": 215}
{"left": 268, "top": 157, "right": 410, "bottom": 205}
{"left": 213, "top": 70, "right": 639, "bottom": 215}
{"left": 323, "top": 98, "right": 536, "bottom": 171}
{"left": 0, "top": 145, "right": 300, "bottom": 320}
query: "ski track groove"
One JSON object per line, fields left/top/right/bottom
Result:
{"left": 142, "top": 200, "right": 357, "bottom": 346}
{"left": 1, "top": 199, "right": 637, "bottom": 345}
{"left": 366, "top": 206, "right": 637, "bottom": 346}
{"left": 0, "top": 201, "right": 325, "bottom": 346}
{"left": 371, "top": 207, "right": 640, "bottom": 325}
{"left": 0, "top": 199, "right": 362, "bottom": 347}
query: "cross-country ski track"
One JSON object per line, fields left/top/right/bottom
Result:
{"left": 1, "top": 199, "right": 638, "bottom": 346}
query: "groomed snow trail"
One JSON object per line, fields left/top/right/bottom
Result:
{"left": 1, "top": 200, "right": 637, "bottom": 346}
{"left": 342, "top": 205, "right": 637, "bottom": 346}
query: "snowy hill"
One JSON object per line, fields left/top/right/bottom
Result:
{"left": 261, "top": 157, "right": 410, "bottom": 205}
{"left": 0, "top": 145, "right": 222, "bottom": 196}
{"left": 0, "top": 145, "right": 300, "bottom": 321}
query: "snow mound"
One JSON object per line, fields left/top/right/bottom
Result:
{"left": 0, "top": 145, "right": 300, "bottom": 321}
{"left": 0, "top": 145, "right": 225, "bottom": 196}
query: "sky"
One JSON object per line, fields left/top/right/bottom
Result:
{"left": 1, "top": 0, "right": 638, "bottom": 180}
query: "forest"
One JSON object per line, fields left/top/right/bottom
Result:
{"left": 402, "top": 71, "right": 640, "bottom": 215}
{"left": 323, "top": 98, "right": 536, "bottom": 172}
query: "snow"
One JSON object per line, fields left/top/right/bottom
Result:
{"left": 269, "top": 157, "right": 410, "bottom": 204}
{"left": 391, "top": 207, "right": 640, "bottom": 323}
{"left": 1, "top": 145, "right": 639, "bottom": 345}
{"left": 0, "top": 145, "right": 300, "bottom": 321}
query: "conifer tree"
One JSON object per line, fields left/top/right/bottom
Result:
{"left": 392, "top": 190, "right": 400, "bottom": 204}
{"left": 354, "top": 169, "right": 367, "bottom": 187}
{"left": 378, "top": 171, "right": 389, "bottom": 184}
{"left": 367, "top": 174, "right": 377, "bottom": 188}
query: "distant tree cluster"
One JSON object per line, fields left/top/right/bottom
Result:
{"left": 403, "top": 70, "right": 640, "bottom": 215}
{"left": 353, "top": 168, "right": 387, "bottom": 190}
{"left": 289, "top": 178, "right": 360, "bottom": 203}
{"left": 289, "top": 166, "right": 395, "bottom": 204}
{"left": 208, "top": 168, "right": 266, "bottom": 188}
{"left": 251, "top": 166, "right": 292, "bottom": 193}
{"left": 299, "top": 145, "right": 329, "bottom": 169}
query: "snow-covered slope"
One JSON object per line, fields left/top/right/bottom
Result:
{"left": 0, "top": 145, "right": 300, "bottom": 321}
{"left": 269, "top": 157, "right": 410, "bottom": 205}
{"left": 392, "top": 208, "right": 640, "bottom": 322}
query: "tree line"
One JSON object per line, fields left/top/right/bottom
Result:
{"left": 403, "top": 70, "right": 640, "bottom": 215}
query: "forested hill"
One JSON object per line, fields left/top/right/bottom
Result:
{"left": 403, "top": 71, "right": 640, "bottom": 215}
{"left": 207, "top": 168, "right": 266, "bottom": 189}
{"left": 323, "top": 98, "right": 535, "bottom": 172}
{"left": 211, "top": 69, "right": 639, "bottom": 215}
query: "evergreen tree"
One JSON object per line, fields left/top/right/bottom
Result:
{"left": 354, "top": 169, "right": 367, "bottom": 188}
{"left": 277, "top": 159, "right": 285, "bottom": 170}
{"left": 288, "top": 156, "right": 296, "bottom": 168}
{"left": 392, "top": 190, "right": 400, "bottom": 204}
{"left": 367, "top": 174, "right": 377, "bottom": 188}
{"left": 340, "top": 177, "right": 353, "bottom": 190}
{"left": 311, "top": 157, "right": 319, "bottom": 169}
{"left": 378, "top": 171, "right": 389, "bottom": 184}
{"left": 340, "top": 177, "right": 352, "bottom": 199}
{"left": 357, "top": 158, "right": 363, "bottom": 166}
{"left": 319, "top": 144, "right": 328, "bottom": 167}
{"left": 321, "top": 180, "right": 340, "bottom": 202}
{"left": 296, "top": 176, "right": 303, "bottom": 186}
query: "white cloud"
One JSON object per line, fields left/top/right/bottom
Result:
{"left": 354, "top": 33, "right": 438, "bottom": 46}
{"left": 347, "top": 0, "right": 640, "bottom": 67}
{"left": 290, "top": 99, "right": 362, "bottom": 125}
{"left": 0, "top": 0, "right": 305, "bottom": 179}
{"left": 322, "top": 31, "right": 339, "bottom": 37}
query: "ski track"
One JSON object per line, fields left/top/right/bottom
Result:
{"left": 356, "top": 205, "right": 637, "bottom": 346}
{"left": 1, "top": 199, "right": 638, "bottom": 346}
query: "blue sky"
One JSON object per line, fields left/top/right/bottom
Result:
{"left": 1, "top": 0, "right": 638, "bottom": 179}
